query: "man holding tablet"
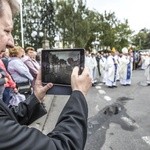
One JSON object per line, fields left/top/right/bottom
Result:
{"left": 0, "top": 0, "right": 92, "bottom": 149}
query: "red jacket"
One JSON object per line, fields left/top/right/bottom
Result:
{"left": 0, "top": 59, "right": 16, "bottom": 88}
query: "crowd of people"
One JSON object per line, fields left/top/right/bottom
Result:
{"left": 85, "top": 47, "right": 150, "bottom": 87}
{"left": 0, "top": 45, "right": 40, "bottom": 105}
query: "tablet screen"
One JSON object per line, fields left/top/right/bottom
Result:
{"left": 41, "top": 48, "right": 85, "bottom": 85}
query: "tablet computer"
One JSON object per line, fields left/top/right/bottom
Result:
{"left": 41, "top": 48, "right": 85, "bottom": 95}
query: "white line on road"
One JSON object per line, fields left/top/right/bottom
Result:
{"left": 95, "top": 105, "right": 100, "bottom": 112}
{"left": 142, "top": 136, "right": 150, "bottom": 146}
{"left": 95, "top": 85, "right": 101, "bottom": 89}
{"left": 121, "top": 117, "right": 139, "bottom": 128}
{"left": 98, "top": 90, "right": 106, "bottom": 94}
{"left": 104, "top": 95, "right": 112, "bottom": 101}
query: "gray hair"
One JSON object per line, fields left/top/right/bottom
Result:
{"left": 0, "top": 0, "right": 20, "bottom": 17}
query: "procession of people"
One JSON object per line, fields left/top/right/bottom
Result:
{"left": 85, "top": 47, "right": 150, "bottom": 88}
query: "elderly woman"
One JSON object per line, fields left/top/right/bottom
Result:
{"left": 7, "top": 46, "right": 34, "bottom": 92}
{"left": 23, "top": 46, "right": 40, "bottom": 78}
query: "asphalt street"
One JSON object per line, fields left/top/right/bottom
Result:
{"left": 30, "top": 69, "right": 150, "bottom": 150}
{"left": 85, "top": 69, "right": 150, "bottom": 150}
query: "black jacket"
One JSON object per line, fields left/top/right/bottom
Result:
{"left": 0, "top": 91, "right": 88, "bottom": 150}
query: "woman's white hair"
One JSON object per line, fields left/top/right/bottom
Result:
{"left": 0, "top": 0, "right": 20, "bottom": 17}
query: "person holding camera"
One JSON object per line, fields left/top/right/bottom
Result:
{"left": 0, "top": 0, "right": 92, "bottom": 149}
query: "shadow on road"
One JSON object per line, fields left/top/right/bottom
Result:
{"left": 85, "top": 97, "right": 138, "bottom": 150}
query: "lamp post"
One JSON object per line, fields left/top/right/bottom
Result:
{"left": 139, "top": 37, "right": 142, "bottom": 49}
{"left": 42, "top": 29, "right": 50, "bottom": 49}
{"left": 92, "top": 32, "right": 100, "bottom": 52}
{"left": 21, "top": 0, "right": 54, "bottom": 48}
{"left": 92, "top": 40, "right": 100, "bottom": 53}
{"left": 18, "top": 0, "right": 24, "bottom": 48}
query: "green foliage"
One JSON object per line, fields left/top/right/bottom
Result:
{"left": 13, "top": 0, "right": 55, "bottom": 49}
{"left": 55, "top": 2, "right": 133, "bottom": 51}
{"left": 55, "top": 0, "right": 89, "bottom": 48}
{"left": 132, "top": 28, "right": 150, "bottom": 50}
{"left": 13, "top": 0, "right": 138, "bottom": 51}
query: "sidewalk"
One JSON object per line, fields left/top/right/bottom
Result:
{"left": 28, "top": 94, "right": 69, "bottom": 134}
{"left": 28, "top": 95, "right": 54, "bottom": 132}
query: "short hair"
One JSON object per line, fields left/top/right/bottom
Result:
{"left": 0, "top": 0, "right": 19, "bottom": 17}
{"left": 25, "top": 47, "right": 35, "bottom": 53}
{"left": 9, "top": 46, "right": 23, "bottom": 57}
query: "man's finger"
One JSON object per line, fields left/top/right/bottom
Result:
{"left": 81, "top": 67, "right": 90, "bottom": 76}
{"left": 36, "top": 69, "right": 41, "bottom": 80}
{"left": 72, "top": 66, "right": 79, "bottom": 77}
{"left": 43, "top": 83, "right": 53, "bottom": 92}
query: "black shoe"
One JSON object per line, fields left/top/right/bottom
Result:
{"left": 147, "top": 83, "right": 150, "bottom": 86}
{"left": 108, "top": 86, "right": 113, "bottom": 88}
{"left": 113, "top": 85, "right": 117, "bottom": 88}
{"left": 126, "top": 84, "right": 131, "bottom": 86}
{"left": 92, "top": 83, "right": 96, "bottom": 87}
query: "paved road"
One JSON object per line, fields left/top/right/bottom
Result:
{"left": 30, "top": 69, "right": 150, "bottom": 150}
{"left": 85, "top": 69, "right": 150, "bottom": 150}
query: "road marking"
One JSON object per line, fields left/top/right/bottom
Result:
{"left": 142, "top": 136, "right": 150, "bottom": 146}
{"left": 95, "top": 85, "right": 101, "bottom": 89}
{"left": 96, "top": 84, "right": 112, "bottom": 102}
{"left": 98, "top": 90, "right": 106, "bottom": 94}
{"left": 121, "top": 117, "right": 139, "bottom": 128}
{"left": 104, "top": 95, "right": 112, "bottom": 101}
{"left": 95, "top": 105, "right": 100, "bottom": 112}
{"left": 97, "top": 83, "right": 104, "bottom": 86}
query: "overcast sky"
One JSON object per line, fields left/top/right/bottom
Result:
{"left": 17, "top": 0, "right": 150, "bottom": 33}
{"left": 86, "top": 0, "right": 150, "bottom": 33}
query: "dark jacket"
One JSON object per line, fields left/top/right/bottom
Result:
{"left": 0, "top": 90, "right": 88, "bottom": 150}
{"left": 0, "top": 68, "right": 7, "bottom": 86}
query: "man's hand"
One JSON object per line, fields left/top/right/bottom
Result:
{"left": 34, "top": 70, "right": 53, "bottom": 102}
{"left": 71, "top": 66, "right": 92, "bottom": 96}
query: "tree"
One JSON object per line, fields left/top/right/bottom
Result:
{"left": 55, "top": 0, "right": 89, "bottom": 48}
{"left": 55, "top": 0, "right": 104, "bottom": 50}
{"left": 132, "top": 28, "right": 150, "bottom": 50}
{"left": 13, "top": 0, "right": 133, "bottom": 51}
{"left": 13, "top": 0, "right": 55, "bottom": 49}
{"left": 98, "top": 11, "right": 133, "bottom": 51}
{"left": 114, "top": 19, "right": 133, "bottom": 51}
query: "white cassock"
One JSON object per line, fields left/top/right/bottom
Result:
{"left": 90, "top": 56, "right": 97, "bottom": 83}
{"left": 85, "top": 55, "right": 91, "bottom": 68}
{"left": 119, "top": 55, "right": 133, "bottom": 85}
{"left": 85, "top": 55, "right": 91, "bottom": 75}
{"left": 114, "top": 55, "right": 120, "bottom": 80}
{"left": 105, "top": 55, "right": 118, "bottom": 86}
{"left": 140, "top": 55, "right": 147, "bottom": 70}
{"left": 99, "top": 56, "right": 106, "bottom": 83}
{"left": 144, "top": 56, "right": 150, "bottom": 84}
{"left": 85, "top": 55, "right": 97, "bottom": 83}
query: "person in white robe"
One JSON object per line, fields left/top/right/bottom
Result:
{"left": 144, "top": 52, "right": 150, "bottom": 85}
{"left": 85, "top": 50, "right": 91, "bottom": 70}
{"left": 99, "top": 53, "right": 107, "bottom": 83}
{"left": 105, "top": 48, "right": 118, "bottom": 88}
{"left": 140, "top": 52, "right": 147, "bottom": 70}
{"left": 85, "top": 51, "right": 96, "bottom": 85}
{"left": 114, "top": 50, "right": 121, "bottom": 81}
{"left": 119, "top": 47, "right": 133, "bottom": 86}
{"left": 90, "top": 53, "right": 97, "bottom": 84}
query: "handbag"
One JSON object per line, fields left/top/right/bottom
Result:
{"left": 9, "top": 92, "right": 26, "bottom": 106}
{"left": 17, "top": 81, "right": 32, "bottom": 94}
